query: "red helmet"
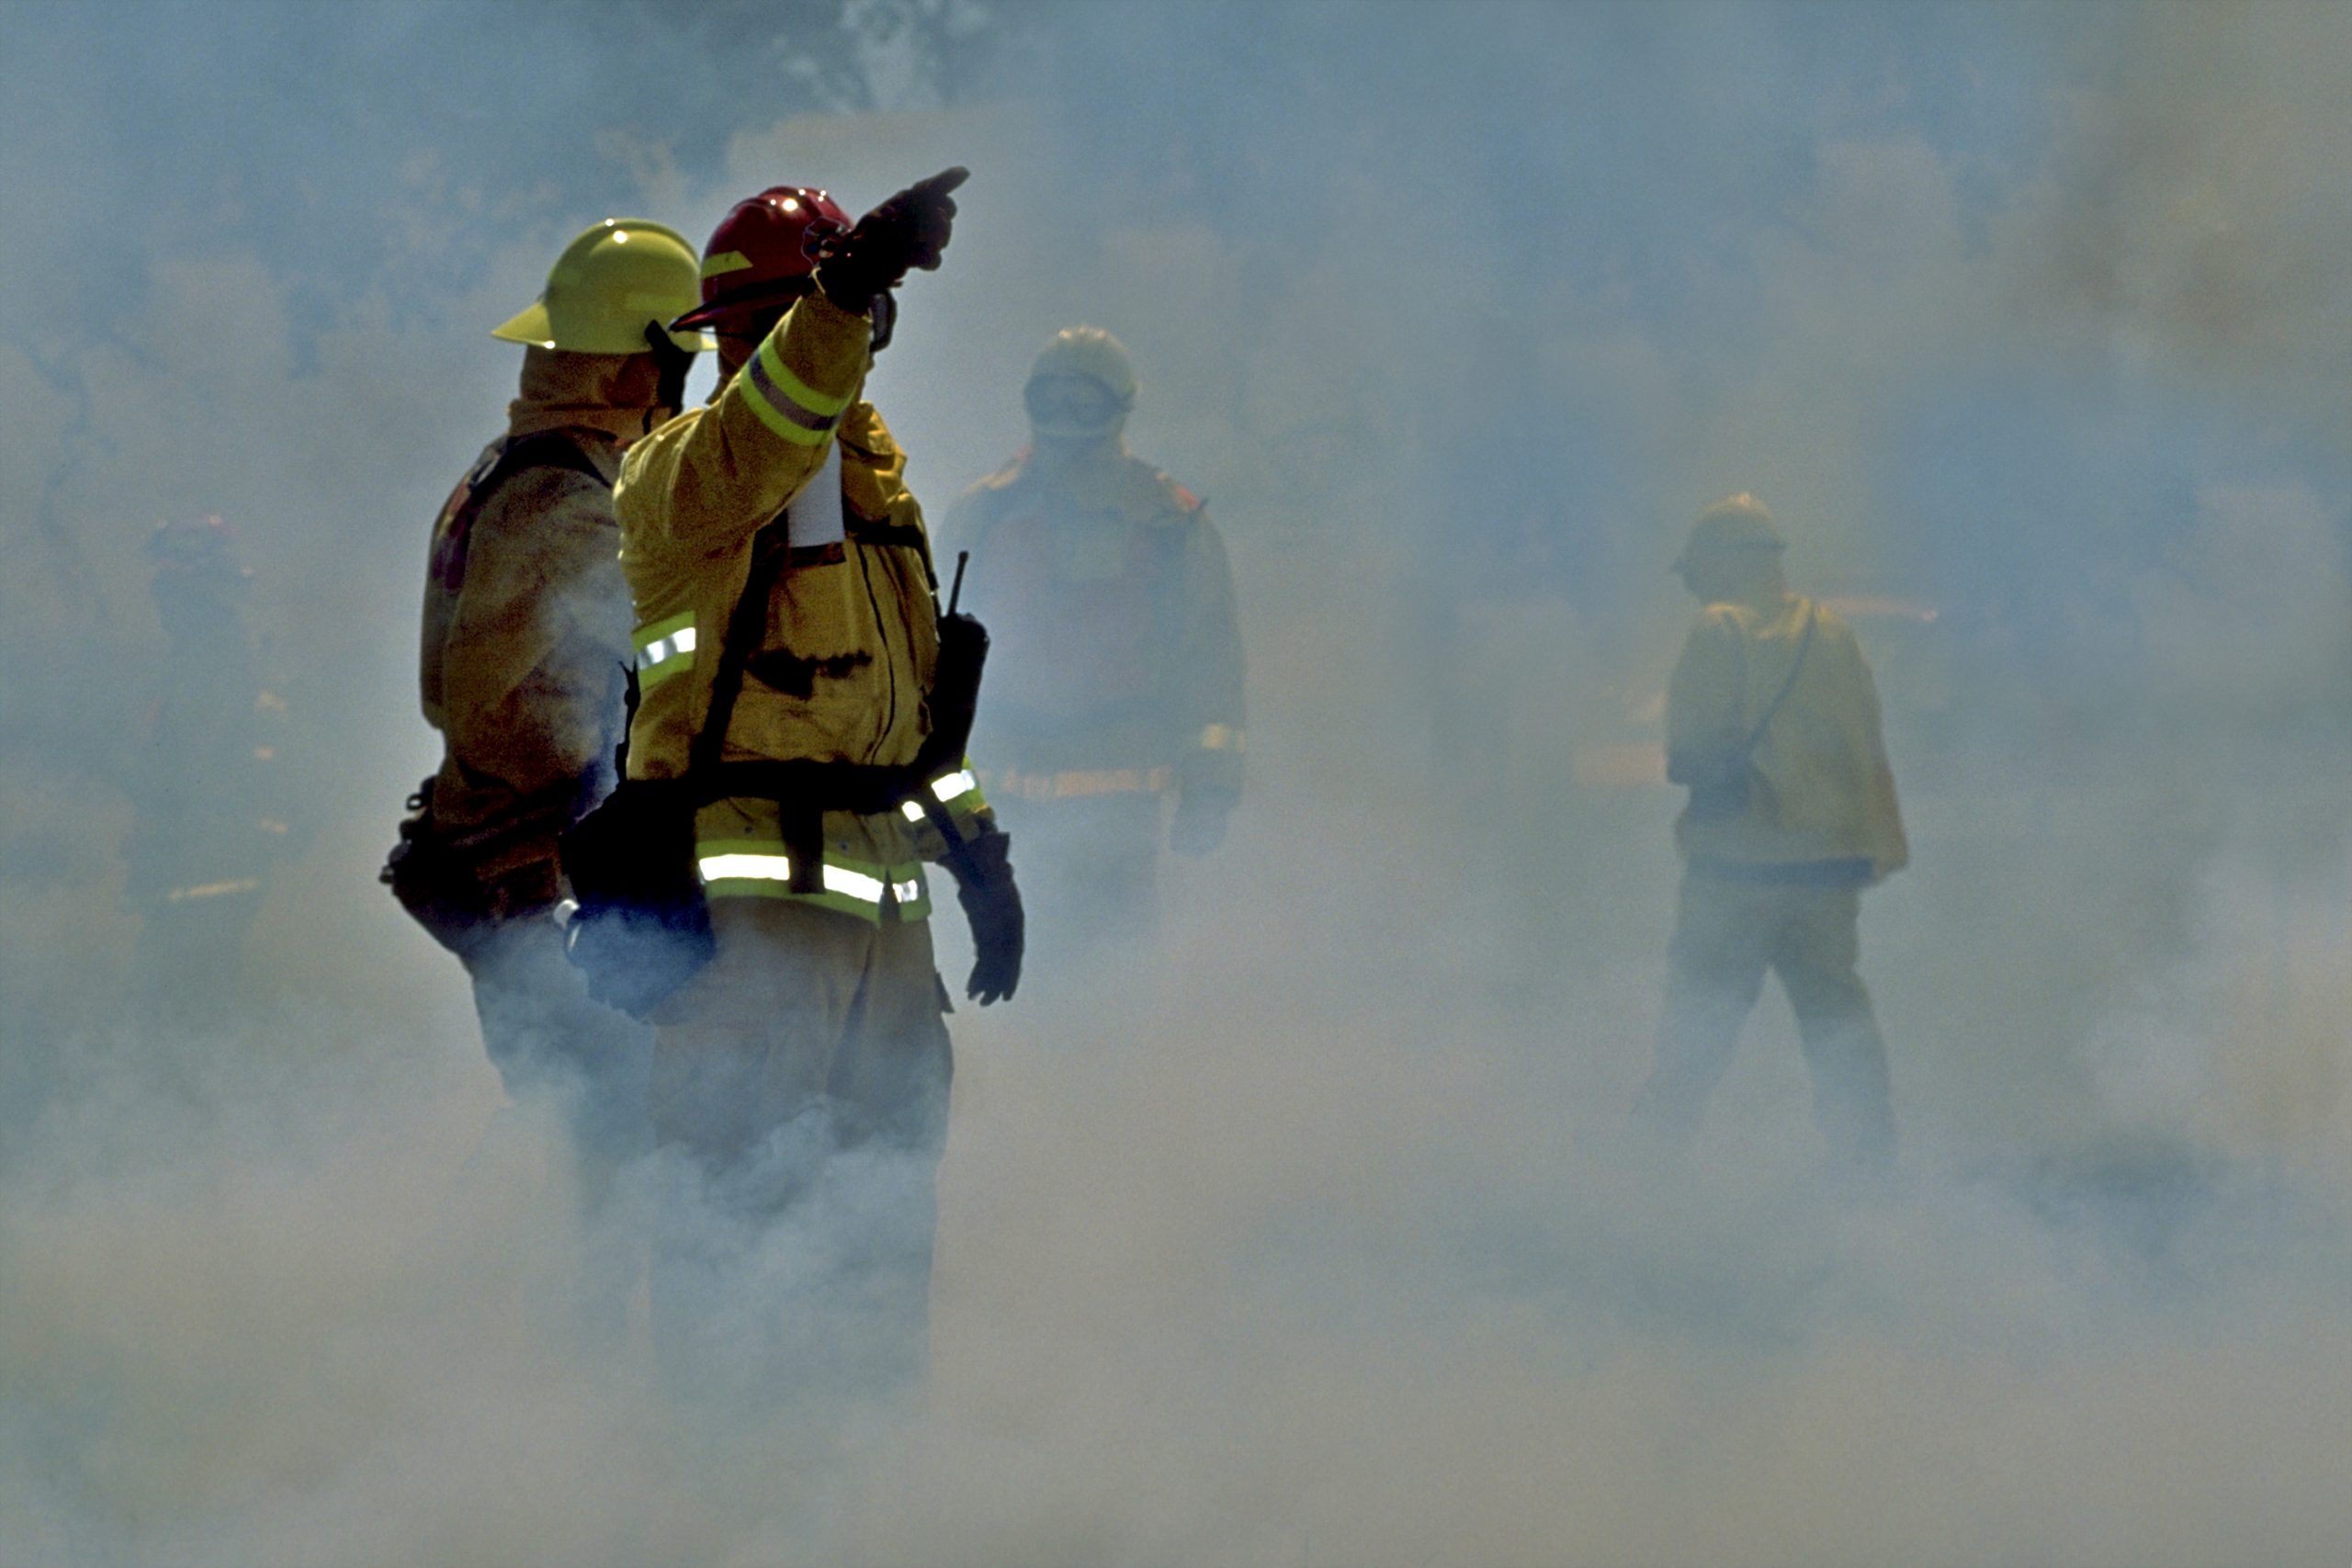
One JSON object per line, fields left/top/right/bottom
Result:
{"left": 671, "top": 186, "right": 852, "bottom": 334}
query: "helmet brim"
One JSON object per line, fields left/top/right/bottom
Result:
{"left": 492, "top": 300, "right": 714, "bottom": 354}
{"left": 671, "top": 277, "right": 816, "bottom": 333}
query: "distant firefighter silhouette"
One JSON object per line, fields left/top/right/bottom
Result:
{"left": 1634, "top": 495, "right": 1907, "bottom": 1167}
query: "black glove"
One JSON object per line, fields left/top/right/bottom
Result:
{"left": 813, "top": 166, "right": 968, "bottom": 314}
{"left": 642, "top": 320, "right": 694, "bottom": 420}
{"left": 1169, "top": 787, "right": 1235, "bottom": 857}
{"left": 946, "top": 824, "right": 1023, "bottom": 1005}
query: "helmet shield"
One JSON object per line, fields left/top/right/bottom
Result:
{"left": 1023, "top": 374, "right": 1127, "bottom": 437}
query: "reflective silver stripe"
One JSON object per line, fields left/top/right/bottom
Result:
{"left": 900, "top": 767, "right": 983, "bottom": 822}
{"left": 699, "top": 851, "right": 790, "bottom": 884}
{"left": 824, "top": 863, "right": 888, "bottom": 903}
{"left": 695, "top": 852, "right": 888, "bottom": 906}
{"left": 892, "top": 876, "right": 922, "bottom": 903}
{"left": 744, "top": 344, "right": 842, "bottom": 434}
{"left": 639, "top": 625, "right": 698, "bottom": 668}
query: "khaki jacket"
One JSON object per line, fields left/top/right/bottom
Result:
{"left": 419, "top": 428, "right": 630, "bottom": 887}
{"left": 947, "top": 445, "right": 1244, "bottom": 805}
{"left": 1667, "top": 592, "right": 1907, "bottom": 879}
{"left": 614, "top": 294, "right": 986, "bottom": 920}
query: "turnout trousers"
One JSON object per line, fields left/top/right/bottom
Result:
{"left": 646, "top": 897, "right": 954, "bottom": 1404}
{"left": 1634, "top": 868, "right": 1894, "bottom": 1166}
{"left": 462, "top": 909, "right": 653, "bottom": 1179}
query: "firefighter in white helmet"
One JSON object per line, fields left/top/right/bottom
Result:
{"left": 946, "top": 326, "right": 1245, "bottom": 952}
{"left": 387, "top": 219, "right": 709, "bottom": 1261}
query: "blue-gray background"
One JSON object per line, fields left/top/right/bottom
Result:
{"left": 4, "top": 4, "right": 2349, "bottom": 1562}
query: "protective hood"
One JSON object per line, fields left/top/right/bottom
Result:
{"left": 506, "top": 345, "right": 662, "bottom": 444}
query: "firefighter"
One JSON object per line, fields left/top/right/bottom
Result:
{"left": 1632, "top": 495, "right": 1907, "bottom": 1167}
{"left": 946, "top": 326, "right": 1245, "bottom": 947}
{"left": 123, "top": 516, "right": 299, "bottom": 1031}
{"left": 608, "top": 172, "right": 1020, "bottom": 1400}
{"left": 392, "top": 218, "right": 708, "bottom": 1207}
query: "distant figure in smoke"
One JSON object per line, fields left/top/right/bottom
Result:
{"left": 389, "top": 220, "right": 707, "bottom": 1238}
{"left": 1633, "top": 495, "right": 1907, "bottom": 1167}
{"left": 123, "top": 516, "right": 299, "bottom": 1031}
{"left": 602, "top": 173, "right": 1019, "bottom": 1402}
{"left": 947, "top": 327, "right": 1245, "bottom": 950}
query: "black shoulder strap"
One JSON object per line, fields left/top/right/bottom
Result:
{"left": 470, "top": 431, "right": 611, "bottom": 516}
{"left": 434, "top": 431, "right": 611, "bottom": 595}
{"left": 1740, "top": 601, "right": 1817, "bottom": 760}
{"left": 687, "top": 522, "right": 795, "bottom": 780}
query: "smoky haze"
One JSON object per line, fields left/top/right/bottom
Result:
{"left": 4, "top": 1, "right": 2350, "bottom": 1564}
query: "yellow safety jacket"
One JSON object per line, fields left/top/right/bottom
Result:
{"left": 1667, "top": 592, "right": 1907, "bottom": 880}
{"left": 419, "top": 427, "right": 631, "bottom": 893}
{"left": 946, "top": 445, "right": 1245, "bottom": 808}
{"left": 614, "top": 294, "right": 989, "bottom": 922}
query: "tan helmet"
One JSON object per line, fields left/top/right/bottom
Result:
{"left": 1675, "top": 492, "right": 1785, "bottom": 571}
{"left": 1029, "top": 325, "right": 1136, "bottom": 403}
{"left": 492, "top": 219, "right": 715, "bottom": 355}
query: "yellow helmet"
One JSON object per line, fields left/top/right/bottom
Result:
{"left": 1675, "top": 492, "right": 1785, "bottom": 571}
{"left": 1028, "top": 325, "right": 1137, "bottom": 405}
{"left": 492, "top": 219, "right": 715, "bottom": 355}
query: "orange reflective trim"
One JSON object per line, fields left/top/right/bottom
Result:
{"left": 988, "top": 765, "right": 1172, "bottom": 802}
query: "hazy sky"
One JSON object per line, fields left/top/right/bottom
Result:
{"left": 3, "top": 3, "right": 2349, "bottom": 1563}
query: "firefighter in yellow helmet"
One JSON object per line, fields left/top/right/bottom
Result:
{"left": 945, "top": 326, "right": 1245, "bottom": 950}
{"left": 387, "top": 218, "right": 708, "bottom": 1248}
{"left": 583, "top": 171, "right": 1015, "bottom": 1401}
{"left": 1632, "top": 494, "right": 1906, "bottom": 1167}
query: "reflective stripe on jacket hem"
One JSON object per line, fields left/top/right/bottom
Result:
{"left": 695, "top": 836, "right": 930, "bottom": 922}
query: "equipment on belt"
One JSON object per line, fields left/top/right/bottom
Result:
{"left": 384, "top": 431, "right": 615, "bottom": 953}
{"left": 561, "top": 527, "right": 1006, "bottom": 1016}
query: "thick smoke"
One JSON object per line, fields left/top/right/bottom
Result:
{"left": 4, "top": 2, "right": 2350, "bottom": 1563}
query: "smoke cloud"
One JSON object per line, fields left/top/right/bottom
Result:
{"left": 3, "top": 2, "right": 2349, "bottom": 1563}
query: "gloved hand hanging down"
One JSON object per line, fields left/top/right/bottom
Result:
{"left": 812, "top": 166, "right": 968, "bottom": 314}
{"left": 946, "top": 822, "right": 1023, "bottom": 1005}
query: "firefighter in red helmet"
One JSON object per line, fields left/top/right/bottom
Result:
{"left": 585, "top": 173, "right": 1017, "bottom": 1401}
{"left": 946, "top": 325, "right": 1245, "bottom": 954}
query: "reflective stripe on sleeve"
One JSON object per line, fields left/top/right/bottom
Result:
{"left": 741, "top": 333, "right": 852, "bottom": 446}
{"left": 634, "top": 612, "right": 697, "bottom": 689}
{"left": 900, "top": 764, "right": 987, "bottom": 821}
